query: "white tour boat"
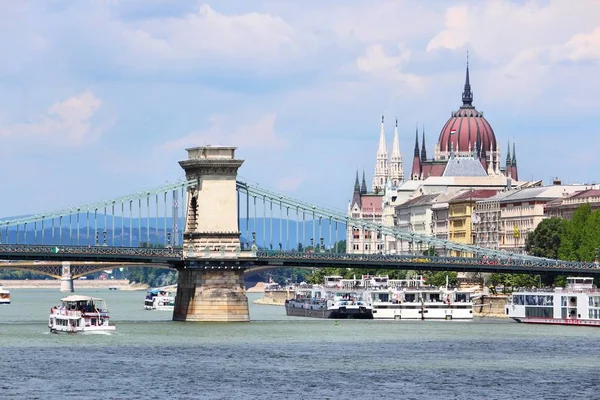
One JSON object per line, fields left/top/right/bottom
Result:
{"left": 506, "top": 277, "right": 600, "bottom": 327}
{"left": 369, "top": 277, "right": 474, "bottom": 320}
{"left": 144, "top": 288, "right": 175, "bottom": 311}
{"left": 0, "top": 285, "right": 10, "bottom": 305}
{"left": 49, "top": 295, "right": 116, "bottom": 333}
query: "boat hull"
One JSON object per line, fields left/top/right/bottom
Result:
{"left": 512, "top": 317, "right": 600, "bottom": 327}
{"left": 50, "top": 325, "right": 117, "bottom": 334}
{"left": 285, "top": 305, "right": 373, "bottom": 319}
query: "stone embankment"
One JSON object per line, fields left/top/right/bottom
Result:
{"left": 473, "top": 294, "right": 509, "bottom": 318}
{"left": 0, "top": 279, "right": 148, "bottom": 291}
{"left": 253, "top": 288, "right": 295, "bottom": 306}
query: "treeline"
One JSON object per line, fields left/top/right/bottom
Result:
{"left": 500, "top": 203, "right": 600, "bottom": 288}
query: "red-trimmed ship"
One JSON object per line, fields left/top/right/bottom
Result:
{"left": 506, "top": 277, "right": 600, "bottom": 327}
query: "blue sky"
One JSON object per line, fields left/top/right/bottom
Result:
{"left": 1, "top": 0, "right": 599, "bottom": 217}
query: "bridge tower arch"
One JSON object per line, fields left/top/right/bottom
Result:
{"left": 174, "top": 146, "right": 249, "bottom": 322}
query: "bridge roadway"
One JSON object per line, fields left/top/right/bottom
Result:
{"left": 0, "top": 245, "right": 599, "bottom": 275}
{"left": 253, "top": 251, "right": 600, "bottom": 275}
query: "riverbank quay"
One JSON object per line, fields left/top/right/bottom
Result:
{"left": 0, "top": 279, "right": 146, "bottom": 290}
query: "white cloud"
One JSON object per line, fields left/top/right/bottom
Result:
{"left": 426, "top": 6, "right": 469, "bottom": 52}
{"left": 160, "top": 113, "right": 286, "bottom": 154}
{"left": 356, "top": 44, "right": 426, "bottom": 90}
{"left": 0, "top": 91, "right": 104, "bottom": 147}
{"left": 562, "top": 27, "right": 600, "bottom": 63}
{"left": 275, "top": 175, "right": 305, "bottom": 192}
{"left": 117, "top": 3, "right": 298, "bottom": 70}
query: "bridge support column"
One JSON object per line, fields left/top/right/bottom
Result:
{"left": 60, "top": 262, "right": 74, "bottom": 293}
{"left": 175, "top": 145, "right": 249, "bottom": 322}
{"left": 173, "top": 267, "right": 248, "bottom": 322}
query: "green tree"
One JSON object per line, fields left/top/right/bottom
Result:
{"left": 331, "top": 240, "right": 347, "bottom": 253}
{"left": 525, "top": 217, "right": 566, "bottom": 259}
{"left": 423, "top": 271, "right": 457, "bottom": 287}
{"left": 559, "top": 204, "right": 592, "bottom": 261}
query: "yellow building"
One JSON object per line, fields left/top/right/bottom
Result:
{"left": 448, "top": 190, "right": 498, "bottom": 257}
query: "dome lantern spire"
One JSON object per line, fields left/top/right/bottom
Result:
{"left": 462, "top": 51, "right": 473, "bottom": 107}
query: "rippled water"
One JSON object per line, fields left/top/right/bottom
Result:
{"left": 1, "top": 289, "right": 600, "bottom": 399}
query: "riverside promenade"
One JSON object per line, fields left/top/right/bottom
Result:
{"left": 0, "top": 279, "right": 146, "bottom": 290}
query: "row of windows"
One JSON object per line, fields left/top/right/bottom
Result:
{"left": 351, "top": 243, "right": 385, "bottom": 251}
{"left": 589, "top": 296, "right": 600, "bottom": 307}
{"left": 513, "top": 295, "right": 554, "bottom": 306}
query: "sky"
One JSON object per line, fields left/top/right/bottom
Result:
{"left": 1, "top": 0, "right": 599, "bottom": 217}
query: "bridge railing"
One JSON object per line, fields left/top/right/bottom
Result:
{"left": 255, "top": 251, "right": 596, "bottom": 270}
{"left": 0, "top": 244, "right": 183, "bottom": 259}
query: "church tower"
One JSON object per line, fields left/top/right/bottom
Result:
{"left": 389, "top": 118, "right": 404, "bottom": 186}
{"left": 372, "top": 114, "right": 389, "bottom": 193}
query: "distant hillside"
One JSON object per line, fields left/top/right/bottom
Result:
{"left": 2, "top": 216, "right": 346, "bottom": 249}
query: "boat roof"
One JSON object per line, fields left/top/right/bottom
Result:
{"left": 61, "top": 295, "right": 104, "bottom": 302}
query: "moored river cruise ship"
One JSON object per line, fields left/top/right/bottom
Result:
{"left": 49, "top": 295, "right": 116, "bottom": 333}
{"left": 369, "top": 277, "right": 474, "bottom": 320}
{"left": 506, "top": 277, "right": 600, "bottom": 326}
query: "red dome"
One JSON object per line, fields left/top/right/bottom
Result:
{"left": 438, "top": 107, "right": 497, "bottom": 153}
{"left": 437, "top": 62, "right": 497, "bottom": 154}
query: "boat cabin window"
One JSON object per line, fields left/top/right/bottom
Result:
{"left": 324, "top": 276, "right": 343, "bottom": 287}
{"left": 455, "top": 293, "right": 469, "bottom": 302}
{"left": 404, "top": 293, "right": 418, "bottom": 303}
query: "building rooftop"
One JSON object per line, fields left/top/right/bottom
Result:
{"left": 442, "top": 156, "right": 487, "bottom": 177}
{"left": 449, "top": 189, "right": 498, "bottom": 203}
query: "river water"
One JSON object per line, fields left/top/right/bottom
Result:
{"left": 1, "top": 289, "right": 599, "bottom": 399}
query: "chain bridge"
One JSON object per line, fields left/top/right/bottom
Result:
{"left": 0, "top": 146, "right": 597, "bottom": 321}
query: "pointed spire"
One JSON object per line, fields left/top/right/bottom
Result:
{"left": 462, "top": 51, "right": 473, "bottom": 107}
{"left": 413, "top": 122, "right": 420, "bottom": 157}
{"left": 377, "top": 113, "right": 387, "bottom": 156}
{"left": 354, "top": 170, "right": 360, "bottom": 191}
{"left": 506, "top": 141, "right": 512, "bottom": 166}
{"left": 420, "top": 125, "right": 427, "bottom": 162}
{"left": 390, "top": 117, "right": 404, "bottom": 186}
{"left": 391, "top": 118, "right": 401, "bottom": 159}
{"left": 512, "top": 142, "right": 517, "bottom": 166}
{"left": 361, "top": 170, "right": 367, "bottom": 194}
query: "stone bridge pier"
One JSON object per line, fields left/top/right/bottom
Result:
{"left": 60, "top": 261, "right": 74, "bottom": 293}
{"left": 173, "top": 146, "right": 249, "bottom": 322}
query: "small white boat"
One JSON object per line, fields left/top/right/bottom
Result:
{"left": 49, "top": 295, "right": 116, "bottom": 333}
{"left": 144, "top": 289, "right": 175, "bottom": 311}
{"left": 0, "top": 285, "right": 10, "bottom": 305}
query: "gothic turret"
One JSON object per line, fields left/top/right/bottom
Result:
{"left": 351, "top": 170, "right": 361, "bottom": 208}
{"left": 512, "top": 142, "right": 518, "bottom": 181}
{"left": 420, "top": 126, "right": 427, "bottom": 162}
{"left": 390, "top": 117, "right": 404, "bottom": 187}
{"left": 372, "top": 114, "right": 389, "bottom": 192}
{"left": 360, "top": 170, "right": 367, "bottom": 194}
{"left": 505, "top": 142, "right": 512, "bottom": 178}
{"left": 411, "top": 124, "right": 421, "bottom": 180}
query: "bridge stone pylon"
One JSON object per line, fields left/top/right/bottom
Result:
{"left": 174, "top": 146, "right": 250, "bottom": 322}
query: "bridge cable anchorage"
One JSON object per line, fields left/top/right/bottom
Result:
{"left": 236, "top": 180, "right": 580, "bottom": 264}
